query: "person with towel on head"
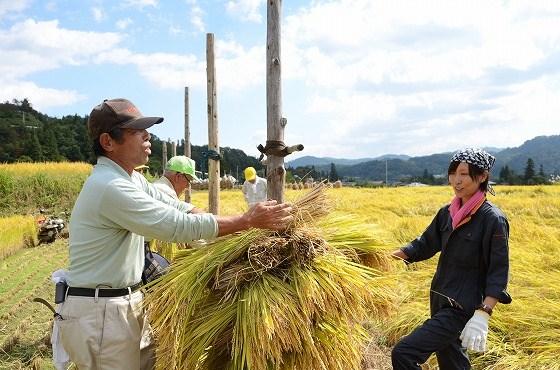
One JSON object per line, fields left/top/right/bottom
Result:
{"left": 391, "top": 148, "right": 512, "bottom": 370}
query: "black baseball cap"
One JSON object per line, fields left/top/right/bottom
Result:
{"left": 88, "top": 98, "right": 163, "bottom": 140}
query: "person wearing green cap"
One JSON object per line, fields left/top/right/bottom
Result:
{"left": 153, "top": 156, "right": 203, "bottom": 213}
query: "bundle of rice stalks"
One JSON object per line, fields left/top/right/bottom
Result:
{"left": 144, "top": 183, "right": 394, "bottom": 370}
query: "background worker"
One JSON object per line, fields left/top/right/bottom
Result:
{"left": 57, "top": 98, "right": 293, "bottom": 370}
{"left": 148, "top": 155, "right": 204, "bottom": 260}
{"left": 391, "top": 148, "right": 511, "bottom": 370}
{"left": 134, "top": 164, "right": 150, "bottom": 176}
{"left": 153, "top": 155, "right": 203, "bottom": 213}
{"left": 242, "top": 166, "right": 267, "bottom": 207}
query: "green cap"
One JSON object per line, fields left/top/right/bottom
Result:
{"left": 165, "top": 156, "right": 199, "bottom": 181}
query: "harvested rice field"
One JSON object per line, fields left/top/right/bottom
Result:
{"left": 1, "top": 185, "right": 559, "bottom": 369}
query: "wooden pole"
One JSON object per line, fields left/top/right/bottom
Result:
{"left": 184, "top": 86, "right": 192, "bottom": 203}
{"left": 266, "top": 0, "right": 285, "bottom": 202}
{"left": 171, "top": 139, "right": 177, "bottom": 157}
{"left": 162, "top": 141, "right": 168, "bottom": 169}
{"left": 206, "top": 33, "right": 220, "bottom": 215}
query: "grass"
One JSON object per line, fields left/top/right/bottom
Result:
{"left": 0, "top": 184, "right": 559, "bottom": 369}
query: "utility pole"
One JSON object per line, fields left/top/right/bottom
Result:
{"left": 206, "top": 33, "right": 220, "bottom": 215}
{"left": 162, "top": 141, "right": 168, "bottom": 169}
{"left": 266, "top": 0, "right": 285, "bottom": 202}
{"left": 385, "top": 160, "right": 388, "bottom": 186}
{"left": 184, "top": 86, "right": 192, "bottom": 203}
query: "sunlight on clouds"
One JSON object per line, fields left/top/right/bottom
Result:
{"left": 279, "top": 0, "right": 560, "bottom": 156}
{"left": 116, "top": 18, "right": 133, "bottom": 30}
{"left": 483, "top": 76, "right": 560, "bottom": 137}
{"left": 0, "top": 19, "right": 122, "bottom": 77}
{"left": 0, "top": 81, "right": 84, "bottom": 110}
{"left": 216, "top": 44, "right": 263, "bottom": 90}
{"left": 2, "top": 0, "right": 559, "bottom": 157}
{"left": 0, "top": 19, "right": 120, "bottom": 110}
{"left": 186, "top": 0, "right": 205, "bottom": 32}
{"left": 0, "top": 0, "right": 30, "bottom": 19}
{"left": 91, "top": 7, "right": 105, "bottom": 22}
{"left": 44, "top": 1, "right": 56, "bottom": 12}
{"left": 309, "top": 93, "right": 396, "bottom": 124}
{"left": 93, "top": 39, "right": 263, "bottom": 91}
{"left": 226, "top": 0, "right": 264, "bottom": 23}
{"left": 95, "top": 49, "right": 206, "bottom": 89}
{"left": 123, "top": 0, "right": 158, "bottom": 8}
{"left": 285, "top": 0, "right": 548, "bottom": 87}
{"left": 214, "top": 40, "right": 263, "bottom": 90}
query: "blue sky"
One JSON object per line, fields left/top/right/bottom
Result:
{"left": 1, "top": 0, "right": 559, "bottom": 160}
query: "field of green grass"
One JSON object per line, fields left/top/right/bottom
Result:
{"left": 0, "top": 164, "right": 559, "bottom": 369}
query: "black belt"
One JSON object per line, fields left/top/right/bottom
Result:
{"left": 67, "top": 282, "right": 142, "bottom": 298}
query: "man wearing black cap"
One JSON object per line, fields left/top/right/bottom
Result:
{"left": 56, "top": 98, "right": 293, "bottom": 369}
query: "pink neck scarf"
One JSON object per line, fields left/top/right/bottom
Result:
{"left": 449, "top": 190, "right": 486, "bottom": 229}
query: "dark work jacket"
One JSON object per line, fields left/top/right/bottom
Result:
{"left": 401, "top": 201, "right": 511, "bottom": 317}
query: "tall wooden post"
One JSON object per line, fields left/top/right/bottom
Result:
{"left": 162, "top": 141, "right": 168, "bottom": 169}
{"left": 184, "top": 86, "right": 192, "bottom": 203}
{"left": 171, "top": 139, "right": 177, "bottom": 157}
{"left": 206, "top": 33, "right": 220, "bottom": 215}
{"left": 266, "top": 0, "right": 285, "bottom": 202}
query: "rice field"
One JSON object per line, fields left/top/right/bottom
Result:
{"left": 0, "top": 162, "right": 92, "bottom": 216}
{"left": 189, "top": 185, "right": 560, "bottom": 370}
{"left": 0, "top": 215, "right": 37, "bottom": 260}
{"left": 0, "top": 176, "right": 558, "bottom": 369}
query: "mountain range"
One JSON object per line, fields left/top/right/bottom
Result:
{"left": 287, "top": 136, "right": 560, "bottom": 181}
{"left": 287, "top": 154, "right": 410, "bottom": 168}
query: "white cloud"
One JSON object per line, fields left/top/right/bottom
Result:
{"left": 215, "top": 40, "right": 264, "bottom": 90}
{"left": 480, "top": 76, "right": 560, "bottom": 141}
{"left": 44, "top": 1, "right": 57, "bottom": 12}
{"left": 0, "top": 0, "right": 30, "bottom": 19}
{"left": 116, "top": 18, "right": 133, "bottom": 30}
{"left": 276, "top": 0, "right": 560, "bottom": 157}
{"left": 3, "top": 1, "right": 559, "bottom": 158}
{"left": 123, "top": 0, "right": 158, "bottom": 8}
{"left": 189, "top": 1, "right": 205, "bottom": 32}
{"left": 0, "top": 19, "right": 122, "bottom": 78}
{"left": 0, "top": 19, "right": 121, "bottom": 109}
{"left": 95, "top": 48, "right": 207, "bottom": 89}
{"left": 94, "top": 39, "right": 264, "bottom": 91}
{"left": 0, "top": 81, "right": 85, "bottom": 110}
{"left": 168, "top": 25, "right": 184, "bottom": 35}
{"left": 226, "top": 0, "right": 264, "bottom": 23}
{"left": 91, "top": 7, "right": 105, "bottom": 22}
{"left": 284, "top": 0, "right": 554, "bottom": 89}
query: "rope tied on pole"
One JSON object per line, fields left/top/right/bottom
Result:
{"left": 257, "top": 140, "right": 304, "bottom": 161}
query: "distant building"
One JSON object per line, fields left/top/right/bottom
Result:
{"left": 407, "top": 182, "right": 428, "bottom": 187}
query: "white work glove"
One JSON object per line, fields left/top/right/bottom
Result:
{"left": 460, "top": 310, "right": 490, "bottom": 352}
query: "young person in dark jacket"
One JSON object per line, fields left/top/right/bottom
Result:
{"left": 391, "top": 148, "right": 511, "bottom": 370}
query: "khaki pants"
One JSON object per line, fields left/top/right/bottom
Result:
{"left": 56, "top": 290, "right": 154, "bottom": 370}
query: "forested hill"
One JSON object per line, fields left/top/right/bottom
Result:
{"left": 295, "top": 135, "right": 560, "bottom": 182}
{"left": 0, "top": 100, "right": 262, "bottom": 176}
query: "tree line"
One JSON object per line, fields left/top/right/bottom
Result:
{"left": 287, "top": 159, "right": 553, "bottom": 186}
{"left": 0, "top": 99, "right": 262, "bottom": 179}
{"left": 498, "top": 158, "right": 549, "bottom": 185}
